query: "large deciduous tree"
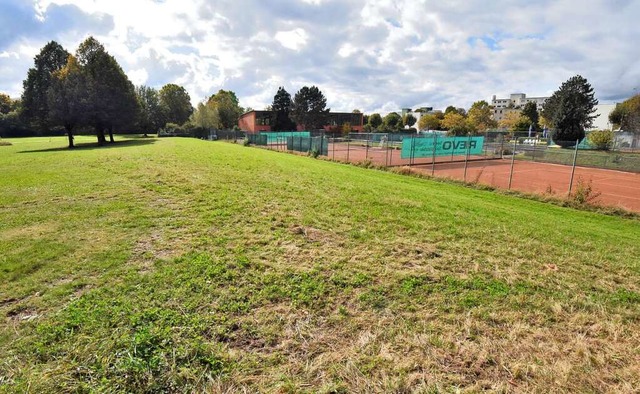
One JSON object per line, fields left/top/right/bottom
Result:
{"left": 159, "top": 84, "right": 193, "bottom": 126}
{"left": 467, "top": 100, "right": 497, "bottom": 132}
{"left": 47, "top": 55, "right": 91, "bottom": 148}
{"left": 609, "top": 94, "right": 640, "bottom": 133}
{"left": 21, "top": 41, "right": 70, "bottom": 132}
{"left": 542, "top": 75, "right": 598, "bottom": 147}
{"left": 382, "top": 112, "right": 402, "bottom": 131}
{"left": 0, "top": 93, "right": 13, "bottom": 114}
{"left": 368, "top": 113, "right": 382, "bottom": 130}
{"left": 441, "top": 112, "right": 475, "bottom": 135}
{"left": 77, "top": 37, "right": 139, "bottom": 145}
{"left": 291, "top": 86, "right": 330, "bottom": 130}
{"left": 403, "top": 113, "right": 417, "bottom": 128}
{"left": 271, "top": 87, "right": 296, "bottom": 131}
{"left": 207, "top": 90, "right": 242, "bottom": 129}
{"left": 418, "top": 114, "right": 442, "bottom": 130}
{"left": 136, "top": 86, "right": 165, "bottom": 136}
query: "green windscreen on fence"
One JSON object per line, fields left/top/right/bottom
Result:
{"left": 401, "top": 136, "right": 485, "bottom": 159}
{"left": 261, "top": 131, "right": 311, "bottom": 143}
{"left": 247, "top": 134, "right": 268, "bottom": 145}
{"left": 287, "top": 136, "right": 328, "bottom": 155}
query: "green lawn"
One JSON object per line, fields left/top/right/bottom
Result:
{"left": 1, "top": 136, "right": 639, "bottom": 392}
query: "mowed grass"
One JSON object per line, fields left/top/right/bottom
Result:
{"left": 1, "top": 136, "right": 639, "bottom": 393}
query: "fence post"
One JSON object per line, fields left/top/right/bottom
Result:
{"left": 532, "top": 138, "right": 537, "bottom": 162}
{"left": 347, "top": 139, "right": 350, "bottom": 162}
{"left": 500, "top": 135, "right": 504, "bottom": 159}
{"left": 389, "top": 136, "right": 393, "bottom": 165}
{"left": 463, "top": 133, "right": 471, "bottom": 182}
{"left": 508, "top": 138, "right": 517, "bottom": 190}
{"left": 431, "top": 133, "right": 437, "bottom": 176}
{"left": 568, "top": 139, "right": 580, "bottom": 196}
{"left": 410, "top": 136, "right": 415, "bottom": 166}
{"left": 365, "top": 133, "right": 370, "bottom": 159}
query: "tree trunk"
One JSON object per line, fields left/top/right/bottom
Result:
{"left": 96, "top": 126, "right": 106, "bottom": 145}
{"left": 108, "top": 126, "right": 115, "bottom": 143}
{"left": 66, "top": 125, "right": 74, "bottom": 149}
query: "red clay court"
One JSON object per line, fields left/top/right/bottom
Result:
{"left": 326, "top": 143, "right": 640, "bottom": 212}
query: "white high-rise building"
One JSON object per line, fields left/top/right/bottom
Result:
{"left": 491, "top": 93, "right": 549, "bottom": 122}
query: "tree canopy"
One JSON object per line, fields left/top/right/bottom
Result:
{"left": 160, "top": 84, "right": 193, "bottom": 126}
{"left": 271, "top": 87, "right": 295, "bottom": 131}
{"left": 136, "top": 86, "right": 165, "bottom": 135}
{"left": 208, "top": 90, "right": 242, "bottom": 129}
{"left": 542, "top": 75, "right": 598, "bottom": 146}
{"left": 367, "top": 113, "right": 382, "bottom": 130}
{"left": 291, "top": 86, "right": 329, "bottom": 130}
{"left": 77, "top": 37, "right": 140, "bottom": 144}
{"left": 609, "top": 94, "right": 640, "bottom": 132}
{"left": 418, "top": 114, "right": 442, "bottom": 131}
{"left": 467, "top": 100, "right": 497, "bottom": 132}
{"left": 521, "top": 102, "right": 540, "bottom": 131}
{"left": 382, "top": 112, "right": 402, "bottom": 131}
{"left": 47, "top": 55, "right": 90, "bottom": 148}
{"left": 21, "top": 41, "right": 70, "bottom": 132}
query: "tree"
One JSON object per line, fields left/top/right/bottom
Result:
{"left": 0, "top": 93, "right": 12, "bottom": 114}
{"left": 441, "top": 112, "right": 474, "bottom": 135}
{"left": 208, "top": 90, "right": 242, "bottom": 129}
{"left": 521, "top": 102, "right": 540, "bottom": 131}
{"left": 418, "top": 114, "right": 441, "bottom": 130}
{"left": 159, "top": 84, "right": 193, "bottom": 126}
{"left": 77, "top": 37, "right": 139, "bottom": 144}
{"left": 382, "top": 112, "right": 402, "bottom": 131}
{"left": 587, "top": 130, "right": 614, "bottom": 150}
{"left": 291, "top": 86, "right": 330, "bottom": 130}
{"left": 499, "top": 111, "right": 531, "bottom": 131}
{"left": 368, "top": 113, "right": 382, "bottom": 130}
{"left": 190, "top": 101, "right": 220, "bottom": 130}
{"left": 136, "top": 86, "right": 165, "bottom": 136}
{"left": 467, "top": 100, "right": 497, "bottom": 132}
{"left": 271, "top": 87, "right": 295, "bottom": 131}
{"left": 403, "top": 113, "right": 417, "bottom": 128}
{"left": 21, "top": 41, "right": 70, "bottom": 132}
{"left": 609, "top": 94, "right": 640, "bottom": 132}
{"left": 47, "top": 55, "right": 91, "bottom": 148}
{"left": 542, "top": 75, "right": 598, "bottom": 146}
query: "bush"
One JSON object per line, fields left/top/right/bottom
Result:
{"left": 587, "top": 130, "right": 614, "bottom": 150}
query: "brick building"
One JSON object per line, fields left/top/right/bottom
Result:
{"left": 238, "top": 110, "right": 364, "bottom": 133}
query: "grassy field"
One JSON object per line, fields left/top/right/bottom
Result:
{"left": 1, "top": 136, "right": 639, "bottom": 393}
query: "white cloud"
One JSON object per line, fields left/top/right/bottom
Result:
{"left": 2, "top": 0, "right": 640, "bottom": 113}
{"left": 274, "top": 28, "right": 309, "bottom": 51}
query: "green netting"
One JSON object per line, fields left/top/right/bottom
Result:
{"left": 247, "top": 134, "right": 268, "bottom": 145}
{"left": 261, "top": 131, "right": 310, "bottom": 143}
{"left": 287, "top": 136, "right": 328, "bottom": 155}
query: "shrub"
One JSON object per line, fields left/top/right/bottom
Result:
{"left": 587, "top": 130, "right": 614, "bottom": 150}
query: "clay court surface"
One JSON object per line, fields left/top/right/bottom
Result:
{"left": 325, "top": 143, "right": 640, "bottom": 212}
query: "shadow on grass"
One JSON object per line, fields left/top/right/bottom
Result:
{"left": 18, "top": 137, "right": 158, "bottom": 153}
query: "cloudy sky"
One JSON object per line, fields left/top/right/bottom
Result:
{"left": 1, "top": 0, "right": 639, "bottom": 113}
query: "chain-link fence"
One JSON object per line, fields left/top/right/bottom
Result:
{"left": 222, "top": 131, "right": 640, "bottom": 211}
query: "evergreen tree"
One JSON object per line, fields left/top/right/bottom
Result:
{"left": 21, "top": 41, "right": 70, "bottom": 132}
{"left": 542, "top": 75, "right": 598, "bottom": 147}
{"left": 521, "top": 102, "right": 540, "bottom": 131}
{"left": 291, "top": 86, "right": 330, "bottom": 130}
{"left": 271, "top": 87, "right": 296, "bottom": 131}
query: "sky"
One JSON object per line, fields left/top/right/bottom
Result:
{"left": 1, "top": 0, "right": 639, "bottom": 114}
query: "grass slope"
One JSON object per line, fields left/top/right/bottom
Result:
{"left": 1, "top": 136, "right": 639, "bottom": 393}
